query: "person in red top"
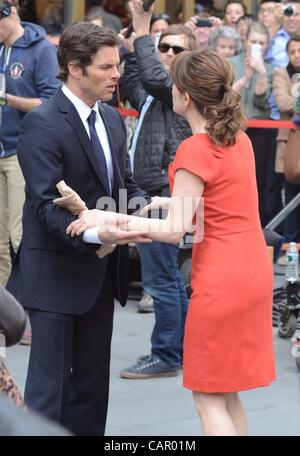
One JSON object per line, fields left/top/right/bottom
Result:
{"left": 68, "top": 49, "right": 276, "bottom": 436}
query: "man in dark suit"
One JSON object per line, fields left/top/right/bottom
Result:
{"left": 7, "top": 22, "right": 150, "bottom": 436}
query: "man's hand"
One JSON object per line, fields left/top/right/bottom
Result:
{"left": 66, "top": 210, "right": 152, "bottom": 245}
{"left": 119, "top": 27, "right": 137, "bottom": 52}
{"left": 128, "top": 0, "right": 154, "bottom": 36}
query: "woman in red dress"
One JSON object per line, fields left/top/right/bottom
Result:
{"left": 67, "top": 49, "right": 276, "bottom": 436}
{"left": 126, "top": 49, "right": 275, "bottom": 435}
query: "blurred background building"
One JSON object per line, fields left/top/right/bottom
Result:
{"left": 18, "top": 0, "right": 259, "bottom": 26}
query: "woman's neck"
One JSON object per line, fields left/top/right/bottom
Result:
{"left": 186, "top": 110, "right": 207, "bottom": 135}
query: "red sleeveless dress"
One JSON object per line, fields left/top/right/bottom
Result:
{"left": 169, "top": 132, "right": 276, "bottom": 393}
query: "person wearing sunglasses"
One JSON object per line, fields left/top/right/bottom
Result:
{"left": 118, "top": 0, "right": 197, "bottom": 380}
{"left": 0, "top": 0, "right": 59, "bottom": 291}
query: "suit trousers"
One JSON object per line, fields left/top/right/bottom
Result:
{"left": 24, "top": 270, "right": 115, "bottom": 436}
{"left": 0, "top": 155, "right": 25, "bottom": 286}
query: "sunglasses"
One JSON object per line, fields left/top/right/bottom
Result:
{"left": 0, "top": 4, "right": 11, "bottom": 19}
{"left": 152, "top": 13, "right": 171, "bottom": 22}
{"left": 158, "top": 43, "right": 187, "bottom": 55}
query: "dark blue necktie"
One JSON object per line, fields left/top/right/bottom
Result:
{"left": 87, "top": 110, "right": 111, "bottom": 195}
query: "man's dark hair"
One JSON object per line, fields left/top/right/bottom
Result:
{"left": 57, "top": 22, "right": 120, "bottom": 82}
{"left": 287, "top": 36, "right": 300, "bottom": 52}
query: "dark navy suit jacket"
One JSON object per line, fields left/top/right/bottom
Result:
{"left": 7, "top": 89, "right": 148, "bottom": 314}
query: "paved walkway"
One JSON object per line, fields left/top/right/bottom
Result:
{"left": 4, "top": 266, "right": 300, "bottom": 436}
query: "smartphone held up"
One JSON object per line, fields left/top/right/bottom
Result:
{"left": 250, "top": 43, "right": 262, "bottom": 60}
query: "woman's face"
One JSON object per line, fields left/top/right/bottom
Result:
{"left": 225, "top": 3, "right": 245, "bottom": 28}
{"left": 150, "top": 19, "right": 170, "bottom": 37}
{"left": 288, "top": 40, "right": 300, "bottom": 70}
{"left": 215, "top": 37, "right": 237, "bottom": 58}
{"left": 246, "top": 31, "right": 269, "bottom": 57}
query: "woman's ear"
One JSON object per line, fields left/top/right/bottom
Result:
{"left": 183, "top": 92, "right": 192, "bottom": 110}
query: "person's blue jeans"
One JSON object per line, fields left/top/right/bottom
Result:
{"left": 138, "top": 242, "right": 189, "bottom": 367}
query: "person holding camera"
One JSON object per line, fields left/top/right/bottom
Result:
{"left": 265, "top": 1, "right": 300, "bottom": 68}
{"left": 185, "top": 12, "right": 222, "bottom": 53}
{"left": 229, "top": 22, "right": 273, "bottom": 227}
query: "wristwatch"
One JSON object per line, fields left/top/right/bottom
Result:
{"left": 0, "top": 94, "right": 7, "bottom": 106}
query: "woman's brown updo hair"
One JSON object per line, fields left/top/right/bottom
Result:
{"left": 170, "top": 50, "right": 247, "bottom": 147}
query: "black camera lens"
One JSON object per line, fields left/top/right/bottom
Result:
{"left": 284, "top": 5, "right": 295, "bottom": 16}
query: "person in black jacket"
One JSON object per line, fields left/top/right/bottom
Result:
{"left": 119, "top": 0, "right": 197, "bottom": 379}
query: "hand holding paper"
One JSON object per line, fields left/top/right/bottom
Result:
{"left": 53, "top": 181, "right": 117, "bottom": 258}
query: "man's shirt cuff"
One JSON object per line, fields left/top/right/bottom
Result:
{"left": 83, "top": 228, "right": 102, "bottom": 244}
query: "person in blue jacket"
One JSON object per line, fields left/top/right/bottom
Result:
{"left": 0, "top": 0, "right": 59, "bottom": 286}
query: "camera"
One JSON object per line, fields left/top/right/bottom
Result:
{"left": 0, "top": 3, "right": 11, "bottom": 20}
{"left": 195, "top": 19, "right": 213, "bottom": 28}
{"left": 284, "top": 4, "right": 295, "bottom": 16}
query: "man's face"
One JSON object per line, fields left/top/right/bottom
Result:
{"left": 288, "top": 40, "right": 300, "bottom": 70}
{"left": 283, "top": 3, "right": 300, "bottom": 37}
{"left": 0, "top": 5, "right": 15, "bottom": 43}
{"left": 158, "top": 34, "right": 189, "bottom": 71}
{"left": 76, "top": 46, "right": 120, "bottom": 105}
{"left": 258, "top": 2, "right": 277, "bottom": 29}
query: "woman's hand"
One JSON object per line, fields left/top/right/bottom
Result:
{"left": 139, "top": 196, "right": 171, "bottom": 216}
{"left": 53, "top": 180, "right": 87, "bottom": 215}
{"left": 53, "top": 194, "right": 87, "bottom": 215}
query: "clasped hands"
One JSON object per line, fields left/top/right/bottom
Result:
{"left": 53, "top": 181, "right": 170, "bottom": 258}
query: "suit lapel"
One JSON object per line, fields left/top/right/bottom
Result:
{"left": 55, "top": 90, "right": 111, "bottom": 195}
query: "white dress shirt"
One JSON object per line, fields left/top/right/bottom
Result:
{"left": 62, "top": 85, "right": 114, "bottom": 245}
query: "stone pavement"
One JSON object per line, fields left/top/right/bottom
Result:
{"left": 4, "top": 265, "right": 300, "bottom": 436}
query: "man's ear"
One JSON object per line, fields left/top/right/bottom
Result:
{"left": 68, "top": 62, "right": 83, "bottom": 79}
